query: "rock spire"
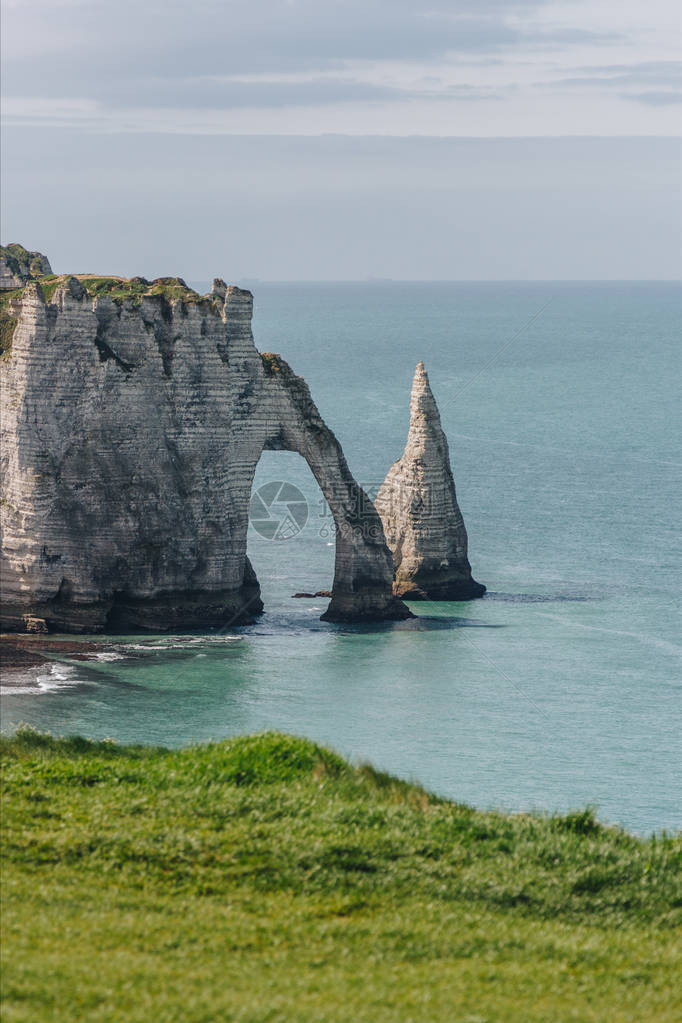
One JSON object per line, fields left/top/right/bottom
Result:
{"left": 375, "top": 362, "right": 485, "bottom": 601}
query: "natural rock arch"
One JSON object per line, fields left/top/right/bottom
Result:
{"left": 0, "top": 271, "right": 410, "bottom": 631}
{"left": 256, "top": 355, "right": 411, "bottom": 622}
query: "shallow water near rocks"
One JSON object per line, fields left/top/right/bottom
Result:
{"left": 2, "top": 282, "right": 680, "bottom": 835}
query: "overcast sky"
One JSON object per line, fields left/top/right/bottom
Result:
{"left": 2, "top": 0, "right": 680, "bottom": 278}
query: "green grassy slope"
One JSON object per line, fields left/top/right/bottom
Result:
{"left": 1, "top": 730, "right": 680, "bottom": 1022}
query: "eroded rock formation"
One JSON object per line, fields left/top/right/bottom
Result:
{"left": 0, "top": 266, "right": 410, "bottom": 631}
{"left": 0, "top": 244, "right": 52, "bottom": 290}
{"left": 375, "top": 362, "right": 485, "bottom": 601}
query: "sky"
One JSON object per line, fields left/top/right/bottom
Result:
{"left": 2, "top": 0, "right": 681, "bottom": 279}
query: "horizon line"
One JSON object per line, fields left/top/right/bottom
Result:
{"left": 3, "top": 126, "right": 681, "bottom": 142}
{"left": 185, "top": 278, "right": 682, "bottom": 286}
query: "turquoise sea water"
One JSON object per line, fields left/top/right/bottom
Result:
{"left": 2, "top": 282, "right": 680, "bottom": 835}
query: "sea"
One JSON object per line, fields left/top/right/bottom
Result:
{"left": 2, "top": 281, "right": 680, "bottom": 835}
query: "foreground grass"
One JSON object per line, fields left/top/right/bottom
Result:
{"left": 1, "top": 730, "right": 680, "bottom": 1022}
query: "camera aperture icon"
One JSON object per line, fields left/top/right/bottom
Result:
{"left": 249, "top": 481, "right": 309, "bottom": 541}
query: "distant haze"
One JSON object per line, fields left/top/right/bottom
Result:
{"left": 3, "top": 132, "right": 679, "bottom": 281}
{"left": 2, "top": 0, "right": 680, "bottom": 280}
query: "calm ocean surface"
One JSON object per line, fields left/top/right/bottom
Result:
{"left": 2, "top": 282, "right": 680, "bottom": 835}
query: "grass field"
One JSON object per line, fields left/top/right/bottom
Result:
{"left": 1, "top": 729, "right": 680, "bottom": 1022}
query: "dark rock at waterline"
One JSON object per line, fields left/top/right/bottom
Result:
{"left": 0, "top": 635, "right": 111, "bottom": 672}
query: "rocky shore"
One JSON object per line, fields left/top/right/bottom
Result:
{"left": 0, "top": 634, "right": 110, "bottom": 673}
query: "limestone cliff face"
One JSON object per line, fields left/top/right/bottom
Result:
{"left": 375, "top": 362, "right": 485, "bottom": 601}
{"left": 0, "top": 273, "right": 410, "bottom": 631}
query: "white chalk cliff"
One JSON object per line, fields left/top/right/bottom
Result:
{"left": 376, "top": 362, "right": 485, "bottom": 601}
{"left": 0, "top": 262, "right": 411, "bottom": 631}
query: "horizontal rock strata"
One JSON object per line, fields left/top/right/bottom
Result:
{"left": 375, "top": 362, "right": 485, "bottom": 601}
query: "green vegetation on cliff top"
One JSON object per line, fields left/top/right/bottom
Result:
{"left": 72, "top": 275, "right": 218, "bottom": 310}
{"left": 0, "top": 243, "right": 51, "bottom": 278}
{"left": 261, "top": 351, "right": 296, "bottom": 376}
{"left": 1, "top": 729, "right": 680, "bottom": 1022}
{"left": 0, "top": 275, "right": 219, "bottom": 358}
{"left": 2, "top": 273, "right": 216, "bottom": 309}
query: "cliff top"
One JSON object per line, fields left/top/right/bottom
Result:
{"left": 1, "top": 242, "right": 221, "bottom": 308}
{"left": 0, "top": 267, "right": 223, "bottom": 358}
{"left": 6, "top": 273, "right": 217, "bottom": 308}
{"left": 0, "top": 244, "right": 259, "bottom": 360}
{"left": 0, "top": 243, "right": 52, "bottom": 280}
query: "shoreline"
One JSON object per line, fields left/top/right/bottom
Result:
{"left": 1, "top": 634, "right": 110, "bottom": 669}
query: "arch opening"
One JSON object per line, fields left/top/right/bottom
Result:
{"left": 246, "top": 450, "right": 336, "bottom": 615}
